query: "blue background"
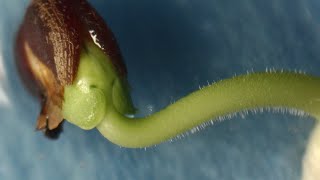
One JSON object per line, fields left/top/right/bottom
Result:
{"left": 1, "top": 0, "right": 320, "bottom": 179}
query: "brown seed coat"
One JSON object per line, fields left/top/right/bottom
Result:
{"left": 15, "top": 0, "right": 127, "bottom": 138}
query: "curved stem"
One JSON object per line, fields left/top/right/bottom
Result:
{"left": 97, "top": 72, "right": 320, "bottom": 148}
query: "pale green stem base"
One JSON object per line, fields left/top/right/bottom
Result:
{"left": 97, "top": 72, "right": 320, "bottom": 148}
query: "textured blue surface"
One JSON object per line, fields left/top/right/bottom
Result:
{"left": 1, "top": 0, "right": 320, "bottom": 179}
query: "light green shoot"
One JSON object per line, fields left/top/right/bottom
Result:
{"left": 63, "top": 43, "right": 320, "bottom": 148}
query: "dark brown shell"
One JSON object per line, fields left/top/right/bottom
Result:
{"left": 78, "top": 1, "right": 127, "bottom": 76}
{"left": 15, "top": 0, "right": 127, "bottom": 139}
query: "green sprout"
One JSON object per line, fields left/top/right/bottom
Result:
{"left": 62, "top": 42, "right": 320, "bottom": 148}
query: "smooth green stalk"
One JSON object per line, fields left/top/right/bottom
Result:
{"left": 98, "top": 73, "right": 320, "bottom": 148}
{"left": 63, "top": 43, "right": 320, "bottom": 148}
